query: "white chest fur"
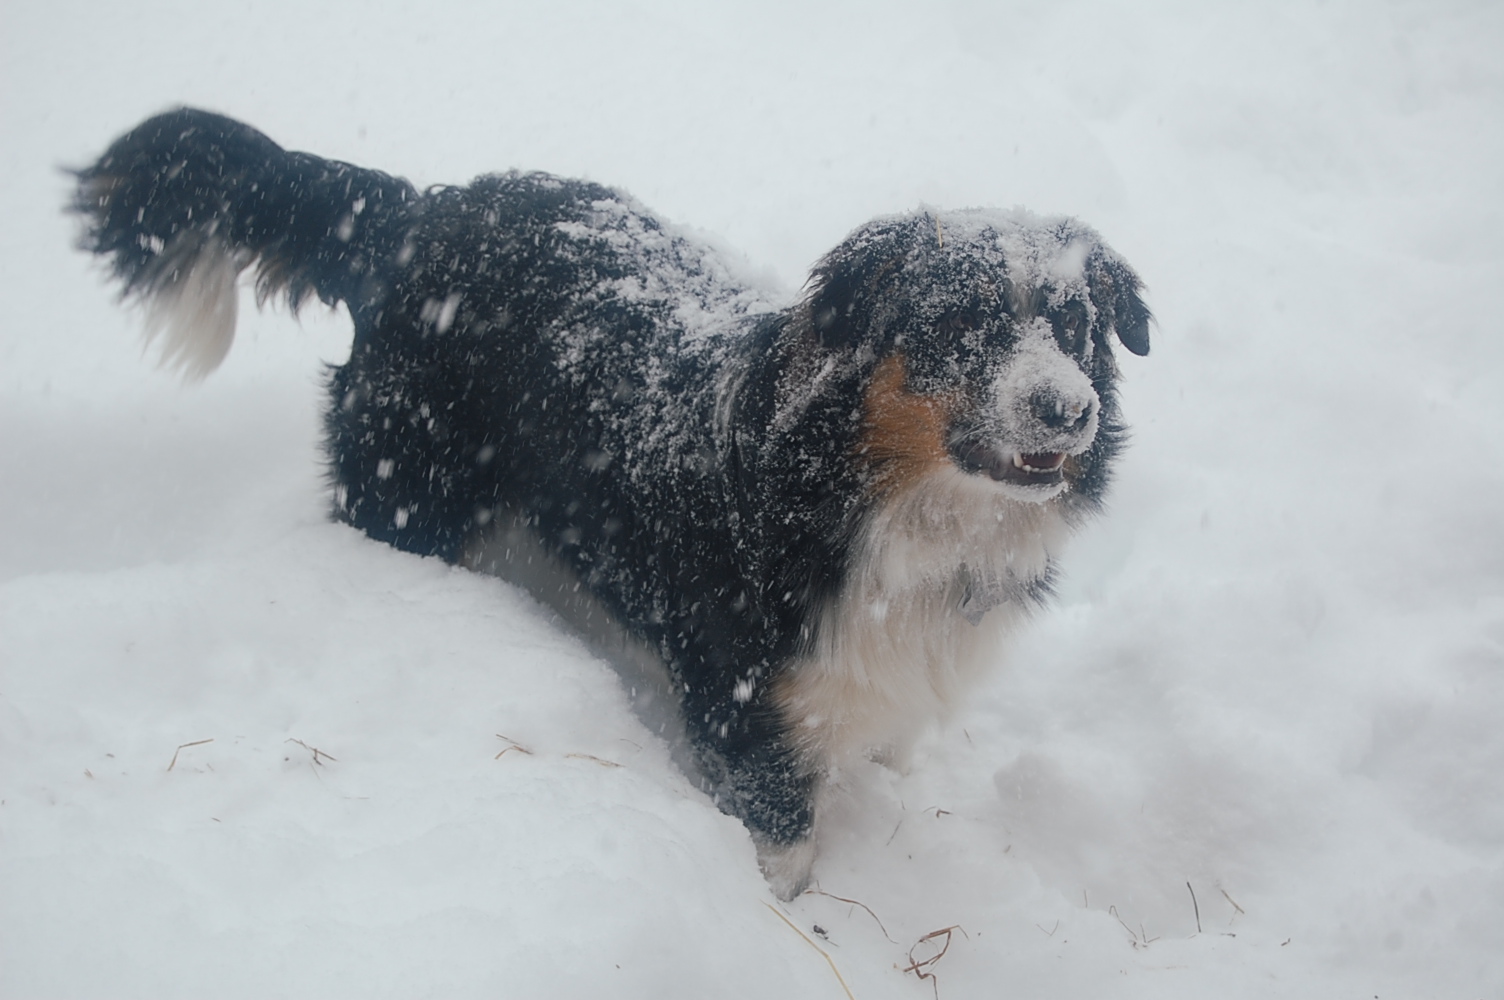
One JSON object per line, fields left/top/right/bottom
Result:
{"left": 773, "top": 465, "right": 1071, "bottom": 772}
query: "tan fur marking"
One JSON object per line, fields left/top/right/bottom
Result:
{"left": 856, "top": 355, "right": 954, "bottom": 493}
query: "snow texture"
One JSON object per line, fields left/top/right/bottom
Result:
{"left": 4, "top": 1, "right": 1504, "bottom": 997}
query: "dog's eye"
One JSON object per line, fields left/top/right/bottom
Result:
{"left": 1052, "top": 304, "right": 1090, "bottom": 355}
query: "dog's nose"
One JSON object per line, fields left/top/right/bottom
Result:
{"left": 1029, "top": 389, "right": 1096, "bottom": 431}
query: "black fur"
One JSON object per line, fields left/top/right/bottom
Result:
{"left": 71, "top": 108, "right": 1150, "bottom": 890}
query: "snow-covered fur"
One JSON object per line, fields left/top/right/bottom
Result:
{"left": 71, "top": 108, "right": 1151, "bottom": 899}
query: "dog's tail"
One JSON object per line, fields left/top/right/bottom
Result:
{"left": 70, "top": 108, "right": 418, "bottom": 378}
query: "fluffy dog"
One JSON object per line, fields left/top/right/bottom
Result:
{"left": 71, "top": 108, "right": 1150, "bottom": 897}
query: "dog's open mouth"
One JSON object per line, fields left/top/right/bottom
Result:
{"left": 950, "top": 441, "right": 1067, "bottom": 487}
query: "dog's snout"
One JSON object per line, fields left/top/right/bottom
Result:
{"left": 1029, "top": 388, "right": 1096, "bottom": 432}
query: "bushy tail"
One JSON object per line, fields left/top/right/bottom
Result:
{"left": 70, "top": 108, "right": 417, "bottom": 378}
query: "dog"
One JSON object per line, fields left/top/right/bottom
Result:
{"left": 70, "top": 108, "right": 1150, "bottom": 898}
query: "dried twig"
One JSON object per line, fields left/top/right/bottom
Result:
{"left": 763, "top": 903, "right": 855, "bottom": 1000}
{"left": 167, "top": 738, "right": 214, "bottom": 771}
{"left": 566, "top": 753, "right": 622, "bottom": 768}
{"left": 902, "top": 925, "right": 967, "bottom": 1000}
{"left": 1109, "top": 906, "right": 1159, "bottom": 949}
{"left": 494, "top": 734, "right": 535, "bottom": 759}
{"left": 285, "top": 738, "right": 337, "bottom": 766}
{"left": 802, "top": 888, "right": 897, "bottom": 943}
{"left": 1220, "top": 888, "right": 1245, "bottom": 915}
{"left": 1187, "top": 882, "right": 1202, "bottom": 934}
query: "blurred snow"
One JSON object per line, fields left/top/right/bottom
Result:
{"left": 3, "top": 1, "right": 1502, "bottom": 997}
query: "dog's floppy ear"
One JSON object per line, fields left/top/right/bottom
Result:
{"left": 803, "top": 219, "right": 918, "bottom": 350}
{"left": 805, "top": 263, "right": 866, "bottom": 349}
{"left": 1089, "top": 253, "right": 1152, "bottom": 357}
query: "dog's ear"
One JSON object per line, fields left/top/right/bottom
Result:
{"left": 803, "top": 220, "right": 917, "bottom": 350}
{"left": 805, "top": 262, "right": 866, "bottom": 349}
{"left": 1088, "top": 253, "right": 1152, "bottom": 357}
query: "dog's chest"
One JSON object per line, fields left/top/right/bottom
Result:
{"left": 772, "top": 470, "right": 1068, "bottom": 765}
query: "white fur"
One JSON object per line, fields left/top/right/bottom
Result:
{"left": 755, "top": 835, "right": 819, "bottom": 902}
{"left": 763, "top": 468, "right": 1073, "bottom": 896}
{"left": 142, "top": 237, "right": 245, "bottom": 380}
{"left": 776, "top": 467, "right": 1071, "bottom": 772}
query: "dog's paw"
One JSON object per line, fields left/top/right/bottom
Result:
{"left": 755, "top": 835, "right": 816, "bottom": 901}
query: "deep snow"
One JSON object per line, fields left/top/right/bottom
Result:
{"left": 3, "top": 1, "right": 1502, "bottom": 997}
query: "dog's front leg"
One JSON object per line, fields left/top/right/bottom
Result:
{"left": 683, "top": 702, "right": 818, "bottom": 900}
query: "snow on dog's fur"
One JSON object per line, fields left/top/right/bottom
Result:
{"left": 71, "top": 108, "right": 1150, "bottom": 898}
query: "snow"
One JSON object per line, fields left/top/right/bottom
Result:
{"left": 3, "top": 1, "right": 1502, "bottom": 997}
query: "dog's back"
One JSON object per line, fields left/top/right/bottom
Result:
{"left": 73, "top": 109, "right": 777, "bottom": 559}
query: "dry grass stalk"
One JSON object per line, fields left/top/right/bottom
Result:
{"left": 166, "top": 738, "right": 214, "bottom": 771}
{"left": 285, "top": 738, "right": 337, "bottom": 766}
{"left": 1109, "top": 905, "right": 1158, "bottom": 949}
{"left": 494, "top": 734, "right": 535, "bottom": 759}
{"left": 802, "top": 889, "right": 897, "bottom": 943}
{"left": 565, "top": 753, "right": 622, "bottom": 768}
{"left": 762, "top": 902, "right": 856, "bottom": 1000}
{"left": 902, "top": 924, "right": 967, "bottom": 1000}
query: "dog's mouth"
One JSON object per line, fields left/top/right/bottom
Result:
{"left": 950, "top": 441, "right": 1067, "bottom": 488}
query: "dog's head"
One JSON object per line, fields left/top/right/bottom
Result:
{"left": 799, "top": 209, "right": 1150, "bottom": 504}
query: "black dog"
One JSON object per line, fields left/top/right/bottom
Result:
{"left": 71, "top": 109, "right": 1150, "bottom": 897}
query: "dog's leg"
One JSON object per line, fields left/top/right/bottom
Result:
{"left": 686, "top": 714, "right": 818, "bottom": 899}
